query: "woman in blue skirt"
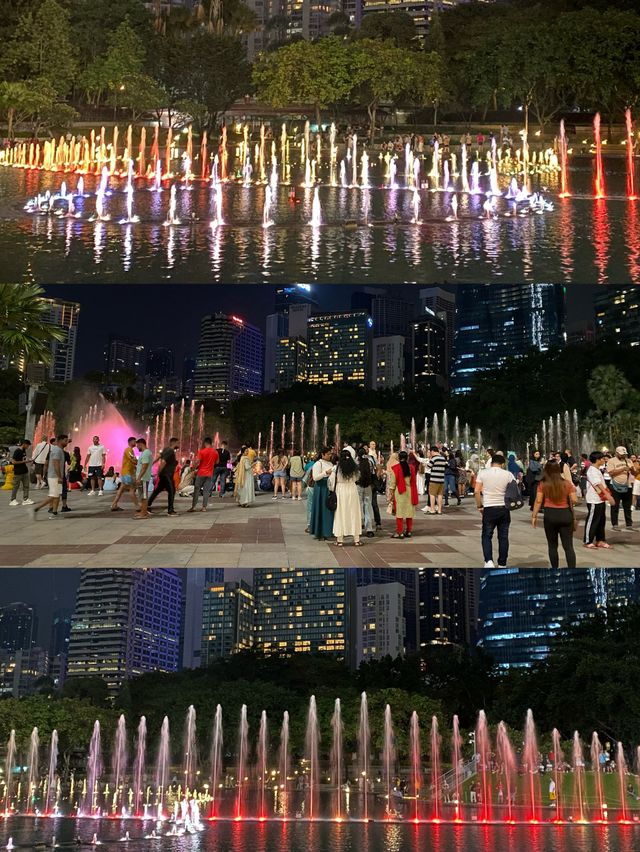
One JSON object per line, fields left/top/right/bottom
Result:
{"left": 309, "top": 447, "right": 335, "bottom": 540}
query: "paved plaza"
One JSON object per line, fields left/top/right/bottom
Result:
{"left": 0, "top": 489, "right": 636, "bottom": 568}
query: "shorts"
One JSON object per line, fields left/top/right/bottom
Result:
{"left": 121, "top": 474, "right": 134, "bottom": 486}
{"left": 34, "top": 463, "right": 45, "bottom": 476}
{"left": 48, "top": 476, "right": 62, "bottom": 498}
{"left": 273, "top": 471, "right": 288, "bottom": 478}
{"left": 290, "top": 476, "right": 303, "bottom": 482}
{"left": 88, "top": 466, "right": 104, "bottom": 478}
{"left": 429, "top": 482, "right": 444, "bottom": 497}
{"left": 137, "top": 481, "right": 150, "bottom": 499}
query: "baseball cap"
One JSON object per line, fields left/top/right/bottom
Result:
{"left": 616, "top": 446, "right": 628, "bottom": 456}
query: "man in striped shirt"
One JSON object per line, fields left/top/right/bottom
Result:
{"left": 422, "top": 447, "right": 447, "bottom": 515}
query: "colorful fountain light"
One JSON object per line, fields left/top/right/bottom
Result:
{"left": 625, "top": 108, "right": 637, "bottom": 200}
{"left": 593, "top": 112, "right": 606, "bottom": 199}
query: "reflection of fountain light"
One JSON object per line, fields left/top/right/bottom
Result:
{"left": 263, "top": 186, "right": 274, "bottom": 228}
{"left": 309, "top": 187, "right": 322, "bottom": 227}
{"left": 163, "top": 184, "right": 180, "bottom": 226}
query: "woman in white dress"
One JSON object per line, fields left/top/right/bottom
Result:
{"left": 328, "top": 449, "right": 362, "bottom": 546}
{"left": 234, "top": 447, "right": 256, "bottom": 507}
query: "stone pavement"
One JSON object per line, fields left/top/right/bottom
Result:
{"left": 0, "top": 489, "right": 636, "bottom": 568}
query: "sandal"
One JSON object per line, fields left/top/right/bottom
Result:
{"left": 596, "top": 541, "right": 613, "bottom": 549}
{"left": 583, "top": 542, "right": 597, "bottom": 549}
{"left": 354, "top": 541, "right": 362, "bottom": 547}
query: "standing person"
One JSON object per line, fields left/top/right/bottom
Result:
{"left": 234, "top": 446, "right": 256, "bottom": 508}
{"left": 270, "top": 448, "right": 289, "bottom": 500}
{"left": 84, "top": 435, "right": 106, "bottom": 496}
{"left": 133, "top": 438, "right": 153, "bottom": 519}
{"left": 310, "top": 448, "right": 335, "bottom": 540}
{"left": 31, "top": 436, "right": 51, "bottom": 489}
{"left": 111, "top": 437, "right": 139, "bottom": 512}
{"left": 328, "top": 449, "right": 362, "bottom": 546}
{"left": 147, "top": 437, "right": 179, "bottom": 516}
{"left": 9, "top": 439, "right": 33, "bottom": 506}
{"left": 584, "top": 451, "right": 615, "bottom": 549}
{"left": 532, "top": 460, "right": 578, "bottom": 568}
{"left": 607, "top": 446, "right": 636, "bottom": 532}
{"left": 525, "top": 451, "right": 543, "bottom": 509}
{"left": 302, "top": 456, "right": 316, "bottom": 533}
{"left": 367, "top": 442, "right": 383, "bottom": 529}
{"left": 422, "top": 447, "right": 447, "bottom": 514}
{"left": 67, "top": 447, "right": 83, "bottom": 488}
{"left": 32, "top": 435, "right": 69, "bottom": 519}
{"left": 189, "top": 437, "right": 218, "bottom": 513}
{"left": 212, "top": 440, "right": 231, "bottom": 499}
{"left": 288, "top": 448, "right": 305, "bottom": 501}
{"left": 356, "top": 446, "right": 375, "bottom": 538}
{"left": 444, "top": 450, "right": 460, "bottom": 507}
{"left": 388, "top": 450, "right": 419, "bottom": 539}
{"left": 474, "top": 453, "right": 515, "bottom": 568}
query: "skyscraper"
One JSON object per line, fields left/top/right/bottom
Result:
{"left": 104, "top": 335, "right": 145, "bottom": 378}
{"left": 201, "top": 580, "right": 255, "bottom": 664}
{"left": 0, "top": 603, "right": 37, "bottom": 653}
{"left": 67, "top": 569, "right": 182, "bottom": 695}
{"left": 411, "top": 309, "right": 447, "bottom": 388}
{"left": 146, "top": 348, "right": 175, "bottom": 379}
{"left": 253, "top": 568, "right": 348, "bottom": 656}
{"left": 451, "top": 284, "right": 565, "bottom": 393}
{"left": 348, "top": 569, "right": 419, "bottom": 656}
{"left": 275, "top": 337, "right": 309, "bottom": 391}
{"left": 41, "top": 299, "right": 80, "bottom": 383}
{"left": 419, "top": 288, "right": 455, "bottom": 373}
{"left": 371, "top": 336, "right": 405, "bottom": 389}
{"left": 418, "top": 569, "right": 469, "bottom": 647}
{"left": 307, "top": 311, "right": 372, "bottom": 387}
{"left": 594, "top": 286, "right": 640, "bottom": 348}
{"left": 354, "top": 582, "right": 406, "bottom": 666}
{"left": 195, "top": 313, "right": 263, "bottom": 404}
{"left": 265, "top": 287, "right": 315, "bottom": 393}
{"left": 352, "top": 289, "right": 413, "bottom": 337}
{"left": 181, "top": 568, "right": 225, "bottom": 669}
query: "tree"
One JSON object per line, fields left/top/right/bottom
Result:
{"left": 357, "top": 11, "right": 417, "bottom": 47}
{"left": 254, "top": 37, "right": 353, "bottom": 128}
{"left": 69, "top": 0, "right": 154, "bottom": 68}
{"left": 81, "top": 19, "right": 147, "bottom": 107}
{"left": 0, "top": 283, "right": 65, "bottom": 368}
{"left": 0, "top": 79, "right": 56, "bottom": 139}
{"left": 587, "top": 364, "right": 636, "bottom": 448}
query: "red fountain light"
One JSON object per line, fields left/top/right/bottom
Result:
{"left": 593, "top": 113, "right": 606, "bottom": 199}
{"left": 625, "top": 108, "right": 637, "bottom": 200}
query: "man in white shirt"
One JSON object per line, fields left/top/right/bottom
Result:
{"left": 584, "top": 451, "right": 614, "bottom": 549}
{"left": 31, "top": 437, "right": 51, "bottom": 489}
{"left": 474, "top": 453, "right": 515, "bottom": 568}
{"left": 84, "top": 435, "right": 107, "bottom": 496}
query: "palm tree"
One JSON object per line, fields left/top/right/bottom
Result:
{"left": 0, "top": 282, "right": 65, "bottom": 370}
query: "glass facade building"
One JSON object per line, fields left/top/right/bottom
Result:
{"left": 195, "top": 313, "right": 263, "bottom": 403}
{"left": 419, "top": 568, "right": 469, "bottom": 647}
{"left": 307, "top": 311, "right": 372, "bottom": 387}
{"left": 594, "top": 286, "right": 640, "bottom": 348}
{"left": 201, "top": 579, "right": 256, "bottom": 664}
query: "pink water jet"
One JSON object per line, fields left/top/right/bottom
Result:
{"left": 626, "top": 109, "right": 637, "bottom": 200}
{"left": 593, "top": 113, "right": 606, "bottom": 199}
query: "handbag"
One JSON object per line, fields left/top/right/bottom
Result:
{"left": 326, "top": 490, "right": 337, "bottom": 512}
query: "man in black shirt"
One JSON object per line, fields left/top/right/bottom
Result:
{"left": 148, "top": 437, "right": 179, "bottom": 515}
{"left": 9, "top": 439, "right": 33, "bottom": 506}
{"left": 212, "top": 440, "right": 231, "bottom": 498}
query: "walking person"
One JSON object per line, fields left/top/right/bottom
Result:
{"left": 111, "top": 437, "right": 140, "bottom": 512}
{"left": 32, "top": 435, "right": 69, "bottom": 519}
{"left": 9, "top": 439, "right": 33, "bottom": 506}
{"left": 270, "top": 448, "right": 289, "bottom": 500}
{"left": 84, "top": 435, "right": 106, "bottom": 496}
{"left": 474, "top": 453, "right": 515, "bottom": 568}
{"left": 532, "top": 460, "right": 578, "bottom": 568}
{"left": 607, "top": 446, "right": 636, "bottom": 532}
{"left": 422, "top": 447, "right": 447, "bottom": 514}
{"left": 525, "top": 451, "right": 543, "bottom": 509}
{"left": 147, "top": 437, "right": 179, "bottom": 516}
{"left": 367, "top": 441, "right": 383, "bottom": 528}
{"left": 212, "top": 440, "right": 231, "bottom": 498}
{"left": 583, "top": 451, "right": 615, "bottom": 549}
{"left": 388, "top": 450, "right": 419, "bottom": 539}
{"left": 31, "top": 436, "right": 51, "bottom": 490}
{"left": 288, "top": 448, "right": 305, "bottom": 501}
{"left": 356, "top": 446, "right": 375, "bottom": 538}
{"left": 68, "top": 446, "right": 83, "bottom": 488}
{"left": 234, "top": 446, "right": 256, "bottom": 508}
{"left": 309, "top": 447, "right": 335, "bottom": 540}
{"left": 188, "top": 437, "right": 218, "bottom": 513}
{"left": 328, "top": 449, "right": 362, "bottom": 546}
{"left": 133, "top": 438, "right": 153, "bottom": 519}
{"left": 444, "top": 450, "right": 461, "bottom": 507}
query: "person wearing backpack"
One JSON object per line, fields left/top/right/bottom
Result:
{"left": 474, "top": 453, "right": 515, "bottom": 568}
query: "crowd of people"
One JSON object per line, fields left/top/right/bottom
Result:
{"left": 2, "top": 434, "right": 638, "bottom": 566}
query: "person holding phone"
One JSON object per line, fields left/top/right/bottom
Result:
{"left": 309, "top": 447, "right": 335, "bottom": 540}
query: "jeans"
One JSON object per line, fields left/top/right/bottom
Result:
{"left": 148, "top": 474, "right": 175, "bottom": 513}
{"left": 371, "top": 487, "right": 381, "bottom": 526}
{"left": 610, "top": 486, "right": 633, "bottom": 528}
{"left": 211, "top": 467, "right": 228, "bottom": 497}
{"left": 444, "top": 473, "right": 457, "bottom": 503}
{"left": 11, "top": 472, "right": 30, "bottom": 501}
{"left": 543, "top": 507, "right": 576, "bottom": 568}
{"left": 481, "top": 507, "right": 511, "bottom": 566}
{"left": 357, "top": 485, "right": 374, "bottom": 533}
{"left": 191, "top": 475, "right": 213, "bottom": 509}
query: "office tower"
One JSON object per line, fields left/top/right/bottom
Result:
{"left": 275, "top": 336, "right": 309, "bottom": 391}
{"left": 0, "top": 603, "right": 37, "bottom": 653}
{"left": 201, "top": 580, "right": 256, "bottom": 664}
{"left": 371, "top": 336, "right": 405, "bottom": 389}
{"left": 411, "top": 309, "right": 447, "bottom": 388}
{"left": 594, "top": 286, "right": 640, "bottom": 347}
{"left": 265, "top": 313, "right": 289, "bottom": 393}
{"left": 354, "top": 582, "right": 406, "bottom": 666}
{"left": 104, "top": 335, "right": 145, "bottom": 378}
{"left": 352, "top": 289, "right": 413, "bottom": 337}
{"left": 67, "top": 569, "right": 182, "bottom": 695}
{"left": 6, "top": 647, "right": 49, "bottom": 698}
{"left": 265, "top": 287, "right": 315, "bottom": 393}
{"left": 418, "top": 569, "right": 468, "bottom": 647}
{"left": 253, "top": 568, "right": 348, "bottom": 656}
{"left": 41, "top": 299, "right": 80, "bottom": 382}
{"left": 451, "top": 284, "right": 565, "bottom": 393}
{"left": 50, "top": 608, "right": 72, "bottom": 657}
{"left": 195, "top": 313, "right": 263, "bottom": 403}
{"left": 419, "top": 288, "right": 455, "bottom": 372}
{"left": 357, "top": 0, "right": 491, "bottom": 40}
{"left": 181, "top": 569, "right": 225, "bottom": 670}
{"left": 307, "top": 310, "right": 372, "bottom": 387}
{"left": 146, "top": 348, "right": 175, "bottom": 378}
{"left": 348, "top": 569, "right": 419, "bottom": 656}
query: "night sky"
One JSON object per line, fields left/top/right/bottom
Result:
{"left": 41, "top": 284, "right": 598, "bottom": 375}
{"left": 0, "top": 568, "right": 253, "bottom": 646}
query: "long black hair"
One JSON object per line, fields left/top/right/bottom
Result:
{"left": 337, "top": 449, "right": 358, "bottom": 480}
{"left": 397, "top": 450, "right": 411, "bottom": 480}
{"left": 356, "top": 447, "right": 372, "bottom": 488}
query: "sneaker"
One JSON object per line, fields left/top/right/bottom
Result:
{"left": 9, "top": 500, "right": 19, "bottom": 507}
{"left": 61, "top": 506, "right": 72, "bottom": 513}
{"left": 272, "top": 496, "right": 278, "bottom": 500}
{"left": 497, "top": 564, "right": 507, "bottom": 568}
{"left": 626, "top": 526, "right": 638, "bottom": 532}
{"left": 611, "top": 525, "right": 621, "bottom": 531}
{"left": 98, "top": 490, "right": 104, "bottom": 496}
{"left": 88, "top": 490, "right": 95, "bottom": 496}
{"left": 483, "top": 560, "right": 495, "bottom": 569}
{"left": 22, "top": 499, "right": 34, "bottom": 505}
{"left": 48, "top": 512, "right": 58, "bottom": 519}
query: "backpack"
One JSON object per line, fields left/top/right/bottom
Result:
{"left": 504, "top": 479, "right": 524, "bottom": 510}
